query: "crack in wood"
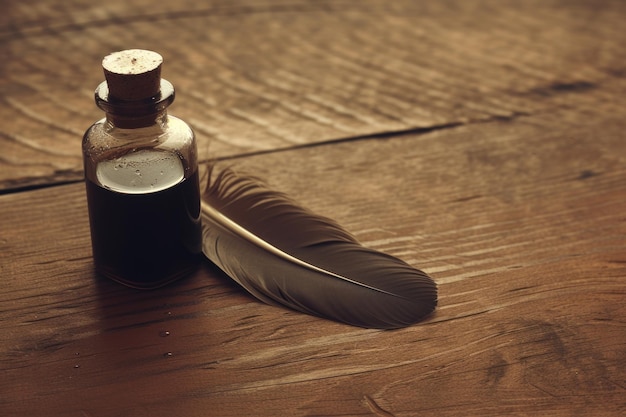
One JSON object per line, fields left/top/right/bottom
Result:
{"left": 215, "top": 111, "right": 531, "bottom": 163}
{"left": 0, "top": 111, "right": 528, "bottom": 195}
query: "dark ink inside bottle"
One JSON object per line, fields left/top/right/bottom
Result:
{"left": 86, "top": 151, "right": 201, "bottom": 288}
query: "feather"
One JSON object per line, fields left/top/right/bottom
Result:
{"left": 200, "top": 167, "right": 437, "bottom": 329}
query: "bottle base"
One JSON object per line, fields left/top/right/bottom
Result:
{"left": 95, "top": 258, "right": 200, "bottom": 290}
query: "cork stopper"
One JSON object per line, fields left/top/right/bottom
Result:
{"left": 102, "top": 49, "right": 163, "bottom": 101}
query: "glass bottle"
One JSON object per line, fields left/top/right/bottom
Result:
{"left": 82, "top": 49, "right": 202, "bottom": 289}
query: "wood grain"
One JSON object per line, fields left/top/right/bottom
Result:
{"left": 1, "top": 0, "right": 625, "bottom": 415}
{"left": 1, "top": 0, "right": 625, "bottom": 190}
{"left": 1, "top": 106, "right": 624, "bottom": 416}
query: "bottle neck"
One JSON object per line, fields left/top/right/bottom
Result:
{"left": 106, "top": 110, "right": 168, "bottom": 129}
{"left": 95, "top": 79, "right": 175, "bottom": 130}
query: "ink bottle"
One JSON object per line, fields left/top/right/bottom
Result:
{"left": 82, "top": 49, "right": 202, "bottom": 289}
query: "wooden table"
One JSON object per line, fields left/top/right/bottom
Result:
{"left": 1, "top": 1, "right": 624, "bottom": 415}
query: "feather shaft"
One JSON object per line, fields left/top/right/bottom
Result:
{"left": 201, "top": 201, "right": 409, "bottom": 299}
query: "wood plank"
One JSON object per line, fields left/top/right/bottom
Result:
{"left": 1, "top": 106, "right": 624, "bottom": 416}
{"left": 1, "top": 0, "right": 625, "bottom": 190}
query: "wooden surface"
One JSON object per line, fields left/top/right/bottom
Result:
{"left": 1, "top": 0, "right": 625, "bottom": 416}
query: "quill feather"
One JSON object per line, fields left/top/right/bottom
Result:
{"left": 200, "top": 167, "right": 437, "bottom": 329}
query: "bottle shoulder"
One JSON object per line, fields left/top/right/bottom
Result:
{"left": 82, "top": 115, "right": 195, "bottom": 155}
{"left": 83, "top": 114, "right": 198, "bottom": 184}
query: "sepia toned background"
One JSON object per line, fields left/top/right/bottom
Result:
{"left": 1, "top": 1, "right": 624, "bottom": 416}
